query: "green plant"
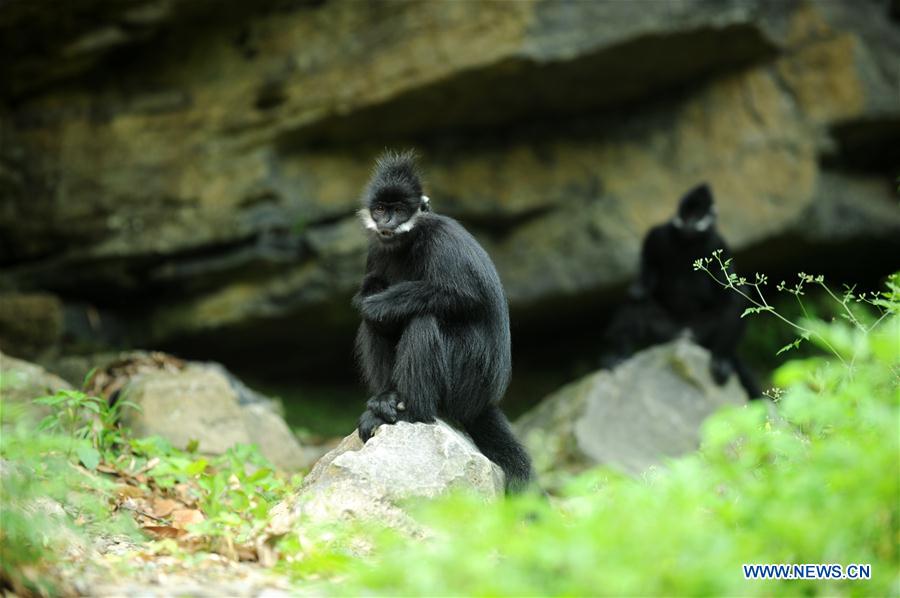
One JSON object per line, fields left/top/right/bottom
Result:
{"left": 191, "top": 445, "right": 294, "bottom": 546}
{"left": 34, "top": 389, "right": 138, "bottom": 469}
{"left": 694, "top": 252, "right": 893, "bottom": 366}
{"left": 122, "top": 434, "right": 299, "bottom": 556}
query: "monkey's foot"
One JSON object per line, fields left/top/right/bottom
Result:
{"left": 358, "top": 409, "right": 387, "bottom": 443}
{"left": 710, "top": 358, "right": 733, "bottom": 385}
{"left": 358, "top": 391, "right": 409, "bottom": 442}
{"left": 366, "top": 390, "right": 407, "bottom": 423}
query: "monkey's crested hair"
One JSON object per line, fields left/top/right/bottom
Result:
{"left": 364, "top": 150, "right": 424, "bottom": 206}
{"left": 678, "top": 183, "right": 714, "bottom": 218}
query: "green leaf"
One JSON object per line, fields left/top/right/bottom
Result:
{"left": 33, "top": 395, "right": 63, "bottom": 406}
{"left": 775, "top": 338, "right": 803, "bottom": 355}
{"left": 217, "top": 512, "right": 243, "bottom": 527}
{"left": 185, "top": 439, "right": 200, "bottom": 453}
{"left": 77, "top": 446, "right": 101, "bottom": 470}
{"left": 115, "top": 399, "right": 141, "bottom": 413}
{"left": 248, "top": 467, "right": 272, "bottom": 483}
{"left": 186, "top": 458, "right": 208, "bottom": 476}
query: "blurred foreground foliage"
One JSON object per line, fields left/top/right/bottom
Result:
{"left": 1, "top": 273, "right": 897, "bottom": 596}
{"left": 0, "top": 418, "right": 141, "bottom": 595}
{"left": 0, "top": 388, "right": 294, "bottom": 594}
{"left": 299, "top": 274, "right": 899, "bottom": 596}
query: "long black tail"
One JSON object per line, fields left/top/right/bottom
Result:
{"left": 734, "top": 357, "right": 763, "bottom": 399}
{"left": 464, "top": 405, "right": 534, "bottom": 493}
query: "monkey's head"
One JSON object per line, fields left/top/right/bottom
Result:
{"left": 672, "top": 183, "right": 716, "bottom": 238}
{"left": 359, "top": 150, "right": 432, "bottom": 244}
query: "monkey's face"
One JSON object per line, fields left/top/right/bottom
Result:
{"left": 673, "top": 184, "right": 716, "bottom": 237}
{"left": 359, "top": 150, "right": 431, "bottom": 244}
{"left": 359, "top": 195, "right": 428, "bottom": 244}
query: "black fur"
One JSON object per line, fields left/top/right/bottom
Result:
{"left": 603, "top": 184, "right": 762, "bottom": 398}
{"left": 353, "top": 151, "right": 535, "bottom": 492}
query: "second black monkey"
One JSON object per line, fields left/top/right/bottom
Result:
{"left": 604, "top": 184, "right": 761, "bottom": 397}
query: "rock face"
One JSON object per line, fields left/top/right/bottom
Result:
{"left": 516, "top": 339, "right": 748, "bottom": 482}
{"left": 0, "top": 293, "right": 63, "bottom": 360}
{"left": 267, "top": 421, "right": 503, "bottom": 533}
{"left": 0, "top": 1, "right": 897, "bottom": 376}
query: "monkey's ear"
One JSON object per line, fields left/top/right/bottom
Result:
{"left": 420, "top": 194, "right": 431, "bottom": 212}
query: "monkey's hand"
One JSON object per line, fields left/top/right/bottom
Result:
{"left": 710, "top": 357, "right": 733, "bottom": 385}
{"left": 358, "top": 295, "right": 385, "bottom": 323}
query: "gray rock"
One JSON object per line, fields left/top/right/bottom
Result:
{"left": 795, "top": 172, "right": 900, "bottom": 245}
{"left": 239, "top": 403, "right": 318, "bottom": 473}
{"left": 119, "top": 364, "right": 309, "bottom": 471}
{"left": 0, "top": 350, "right": 73, "bottom": 422}
{"left": 516, "top": 339, "right": 748, "bottom": 483}
{"left": 29, "top": 349, "right": 309, "bottom": 471}
{"left": 267, "top": 420, "right": 503, "bottom": 534}
{"left": 122, "top": 365, "right": 254, "bottom": 454}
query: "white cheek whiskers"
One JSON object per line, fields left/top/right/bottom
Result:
{"left": 394, "top": 208, "right": 423, "bottom": 234}
{"left": 694, "top": 213, "right": 714, "bottom": 231}
{"left": 358, "top": 208, "right": 378, "bottom": 232}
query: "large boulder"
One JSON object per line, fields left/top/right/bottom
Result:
{"left": 0, "top": 350, "right": 73, "bottom": 421}
{"left": 0, "top": 349, "right": 311, "bottom": 470}
{"left": 108, "top": 358, "right": 310, "bottom": 472}
{"left": 516, "top": 339, "right": 748, "bottom": 485}
{"left": 267, "top": 420, "right": 503, "bottom": 534}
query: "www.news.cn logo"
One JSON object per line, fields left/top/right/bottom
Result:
{"left": 743, "top": 563, "right": 872, "bottom": 580}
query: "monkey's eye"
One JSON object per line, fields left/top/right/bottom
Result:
{"left": 394, "top": 206, "right": 409, "bottom": 219}
{"left": 372, "top": 205, "right": 386, "bottom": 218}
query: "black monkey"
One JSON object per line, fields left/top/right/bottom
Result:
{"left": 603, "top": 184, "right": 761, "bottom": 397}
{"left": 352, "top": 151, "right": 534, "bottom": 492}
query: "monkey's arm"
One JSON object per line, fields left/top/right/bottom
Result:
{"left": 632, "top": 227, "right": 664, "bottom": 299}
{"left": 358, "top": 280, "right": 483, "bottom": 323}
{"left": 352, "top": 252, "right": 388, "bottom": 309}
{"left": 352, "top": 273, "right": 388, "bottom": 308}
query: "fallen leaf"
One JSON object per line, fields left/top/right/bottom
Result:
{"left": 172, "top": 482, "right": 198, "bottom": 505}
{"left": 142, "top": 526, "right": 186, "bottom": 539}
{"left": 151, "top": 497, "right": 181, "bottom": 518}
{"left": 137, "top": 457, "right": 160, "bottom": 474}
{"left": 171, "top": 508, "right": 205, "bottom": 529}
{"left": 115, "top": 485, "right": 144, "bottom": 500}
